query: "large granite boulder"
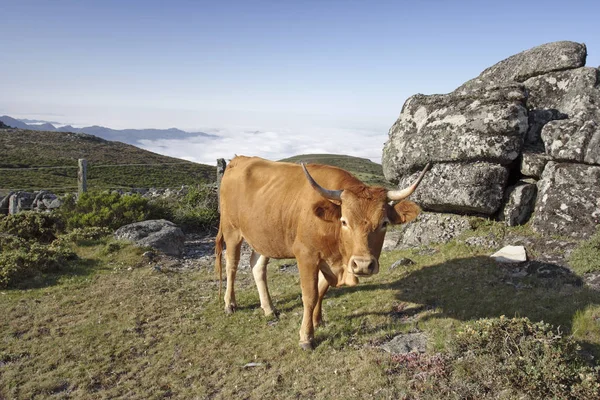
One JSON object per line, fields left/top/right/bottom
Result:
{"left": 456, "top": 41, "right": 587, "bottom": 93}
{"left": 397, "top": 162, "right": 509, "bottom": 215}
{"left": 532, "top": 162, "right": 600, "bottom": 238}
{"left": 114, "top": 219, "right": 185, "bottom": 257}
{"left": 391, "top": 212, "right": 473, "bottom": 249}
{"left": 383, "top": 83, "right": 528, "bottom": 183}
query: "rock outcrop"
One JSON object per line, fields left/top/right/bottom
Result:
{"left": 0, "top": 191, "right": 63, "bottom": 215}
{"left": 114, "top": 219, "right": 186, "bottom": 257}
{"left": 383, "top": 40, "right": 599, "bottom": 239}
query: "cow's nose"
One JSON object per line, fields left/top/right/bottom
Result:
{"left": 349, "top": 256, "right": 378, "bottom": 276}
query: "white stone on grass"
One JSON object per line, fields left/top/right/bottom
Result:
{"left": 491, "top": 245, "right": 527, "bottom": 263}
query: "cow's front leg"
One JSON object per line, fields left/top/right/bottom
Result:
{"left": 298, "top": 260, "right": 319, "bottom": 350}
{"left": 313, "top": 271, "right": 330, "bottom": 328}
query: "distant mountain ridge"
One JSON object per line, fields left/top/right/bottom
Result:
{"left": 0, "top": 115, "right": 217, "bottom": 146}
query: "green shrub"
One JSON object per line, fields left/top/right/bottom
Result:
{"left": 0, "top": 212, "right": 64, "bottom": 243}
{"left": 570, "top": 226, "right": 600, "bottom": 274}
{"left": 149, "top": 185, "right": 219, "bottom": 232}
{"left": 0, "top": 235, "right": 76, "bottom": 288}
{"left": 60, "top": 191, "right": 150, "bottom": 231}
{"left": 449, "top": 317, "right": 600, "bottom": 399}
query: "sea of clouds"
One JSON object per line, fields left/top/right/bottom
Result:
{"left": 3, "top": 105, "right": 392, "bottom": 165}
{"left": 137, "top": 124, "right": 388, "bottom": 165}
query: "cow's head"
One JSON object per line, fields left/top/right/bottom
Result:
{"left": 302, "top": 163, "right": 430, "bottom": 277}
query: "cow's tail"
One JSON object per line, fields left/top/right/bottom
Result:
{"left": 215, "top": 221, "right": 224, "bottom": 302}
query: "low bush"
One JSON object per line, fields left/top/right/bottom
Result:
{"left": 570, "top": 225, "right": 600, "bottom": 274}
{"left": 0, "top": 212, "right": 64, "bottom": 243}
{"left": 149, "top": 185, "right": 219, "bottom": 233}
{"left": 388, "top": 317, "right": 600, "bottom": 399}
{"left": 0, "top": 235, "right": 76, "bottom": 288}
{"left": 60, "top": 191, "right": 149, "bottom": 231}
{"left": 449, "top": 317, "right": 600, "bottom": 398}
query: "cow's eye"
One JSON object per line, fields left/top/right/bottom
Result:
{"left": 341, "top": 219, "right": 348, "bottom": 227}
{"left": 381, "top": 221, "right": 389, "bottom": 229}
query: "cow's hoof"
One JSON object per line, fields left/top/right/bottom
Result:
{"left": 265, "top": 313, "right": 279, "bottom": 324}
{"left": 299, "top": 341, "right": 314, "bottom": 351}
{"left": 264, "top": 308, "right": 279, "bottom": 319}
{"left": 225, "top": 304, "right": 237, "bottom": 314}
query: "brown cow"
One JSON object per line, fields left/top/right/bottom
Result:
{"left": 215, "top": 156, "right": 429, "bottom": 349}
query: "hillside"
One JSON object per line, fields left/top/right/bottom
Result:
{"left": 279, "top": 153, "right": 389, "bottom": 187}
{"left": 0, "top": 115, "right": 215, "bottom": 146}
{"left": 0, "top": 128, "right": 215, "bottom": 195}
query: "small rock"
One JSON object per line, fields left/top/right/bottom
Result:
{"left": 491, "top": 245, "right": 527, "bottom": 263}
{"left": 390, "top": 258, "right": 416, "bottom": 269}
{"left": 380, "top": 332, "right": 428, "bottom": 354}
{"left": 243, "top": 362, "right": 265, "bottom": 368}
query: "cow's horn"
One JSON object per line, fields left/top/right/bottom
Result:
{"left": 301, "top": 162, "right": 343, "bottom": 201}
{"left": 387, "top": 163, "right": 432, "bottom": 201}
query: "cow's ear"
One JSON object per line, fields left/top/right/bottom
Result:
{"left": 388, "top": 200, "right": 421, "bottom": 225}
{"left": 313, "top": 200, "right": 341, "bottom": 222}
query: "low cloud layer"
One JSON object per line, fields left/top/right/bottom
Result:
{"left": 3, "top": 104, "right": 390, "bottom": 165}
{"left": 137, "top": 125, "right": 388, "bottom": 165}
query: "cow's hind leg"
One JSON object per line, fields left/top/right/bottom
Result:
{"left": 250, "top": 250, "right": 275, "bottom": 317}
{"left": 223, "top": 232, "right": 243, "bottom": 314}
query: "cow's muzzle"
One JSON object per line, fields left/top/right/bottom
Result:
{"left": 349, "top": 256, "right": 379, "bottom": 276}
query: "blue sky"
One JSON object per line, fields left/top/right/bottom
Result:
{"left": 1, "top": 0, "right": 599, "bottom": 163}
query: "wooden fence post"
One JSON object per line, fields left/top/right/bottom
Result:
{"left": 216, "top": 158, "right": 226, "bottom": 212}
{"left": 78, "top": 159, "right": 87, "bottom": 197}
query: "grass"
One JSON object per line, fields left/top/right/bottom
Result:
{"left": 0, "top": 129, "right": 216, "bottom": 196}
{"left": 2, "top": 227, "right": 600, "bottom": 399}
